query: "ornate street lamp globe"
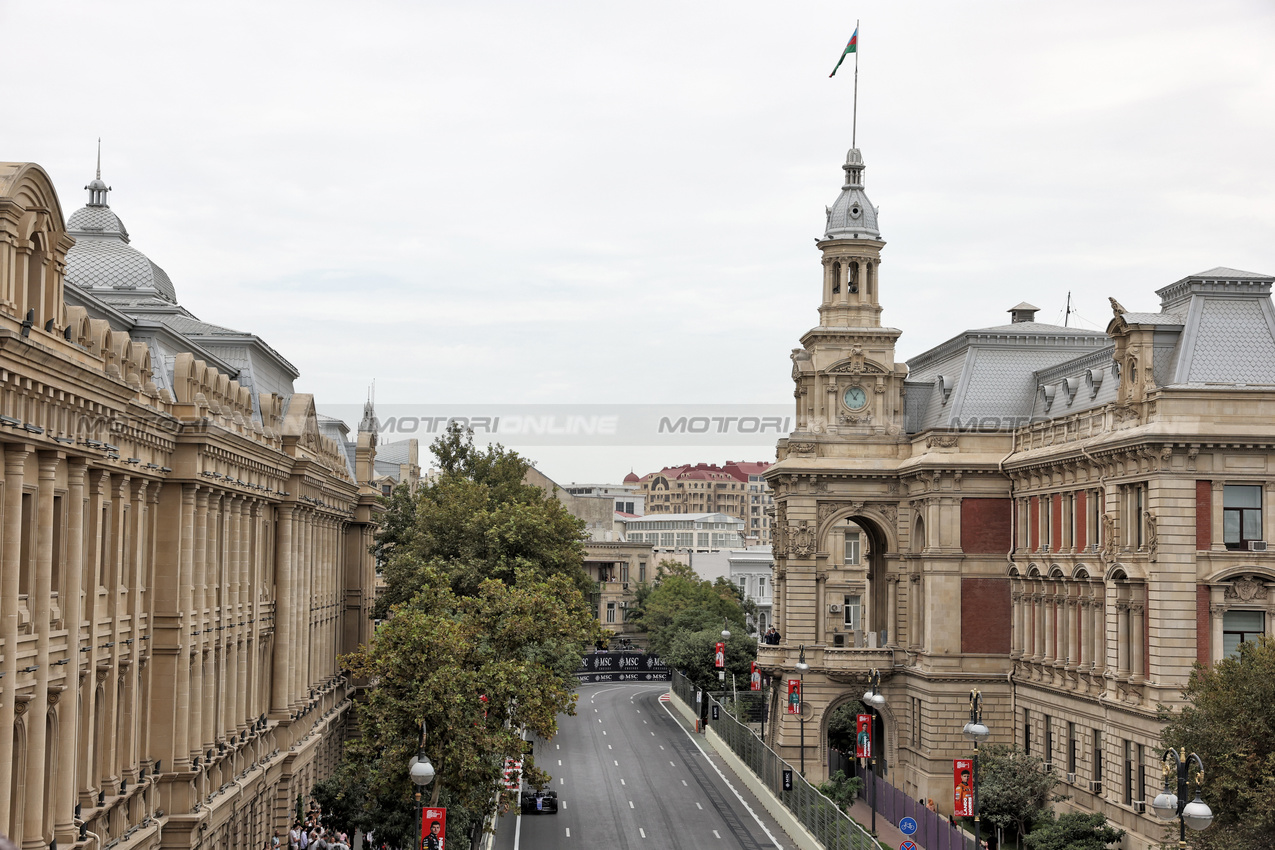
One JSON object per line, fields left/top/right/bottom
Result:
{"left": 410, "top": 756, "right": 435, "bottom": 786}
{"left": 962, "top": 721, "right": 990, "bottom": 742}
{"left": 869, "top": 691, "right": 886, "bottom": 710}
{"left": 1151, "top": 789, "right": 1179, "bottom": 821}
{"left": 1182, "top": 794, "right": 1214, "bottom": 831}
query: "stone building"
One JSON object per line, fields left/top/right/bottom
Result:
{"left": 628, "top": 460, "right": 774, "bottom": 544}
{"left": 758, "top": 143, "right": 1275, "bottom": 849}
{"left": 0, "top": 160, "right": 382, "bottom": 849}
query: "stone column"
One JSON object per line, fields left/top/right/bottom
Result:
{"left": 190, "top": 488, "right": 209, "bottom": 762}
{"left": 1079, "top": 595, "right": 1092, "bottom": 671}
{"left": 909, "top": 574, "right": 922, "bottom": 650}
{"left": 0, "top": 444, "right": 30, "bottom": 831}
{"left": 272, "top": 505, "right": 294, "bottom": 716}
{"left": 54, "top": 458, "right": 87, "bottom": 847}
{"left": 1131, "top": 601, "right": 1146, "bottom": 681}
{"left": 1116, "top": 601, "right": 1130, "bottom": 677}
{"left": 1211, "top": 482, "right": 1225, "bottom": 551}
{"left": 21, "top": 451, "right": 59, "bottom": 850}
{"left": 1067, "top": 597, "right": 1080, "bottom": 670}
{"left": 1010, "top": 589, "right": 1023, "bottom": 657}
{"left": 886, "top": 575, "right": 898, "bottom": 648}
{"left": 172, "top": 485, "right": 196, "bottom": 770}
{"left": 225, "top": 497, "right": 241, "bottom": 740}
{"left": 236, "top": 500, "right": 250, "bottom": 735}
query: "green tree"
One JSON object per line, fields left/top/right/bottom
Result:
{"left": 816, "top": 770, "right": 863, "bottom": 812}
{"left": 1157, "top": 635, "right": 1275, "bottom": 850}
{"left": 1024, "top": 811, "right": 1123, "bottom": 850}
{"left": 976, "top": 744, "right": 1061, "bottom": 844}
{"left": 325, "top": 427, "right": 602, "bottom": 847}
{"left": 630, "top": 560, "right": 750, "bottom": 659}
{"left": 373, "top": 425, "right": 591, "bottom": 618}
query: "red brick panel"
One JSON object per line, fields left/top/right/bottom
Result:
{"left": 1196, "top": 480, "right": 1212, "bottom": 551}
{"left": 1052, "top": 496, "right": 1063, "bottom": 552}
{"left": 961, "top": 578, "right": 1012, "bottom": 654}
{"left": 961, "top": 498, "right": 1012, "bottom": 554}
{"left": 1196, "top": 585, "right": 1211, "bottom": 665}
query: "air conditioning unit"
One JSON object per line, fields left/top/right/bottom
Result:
{"left": 1066, "top": 773, "right": 1077, "bottom": 784}
{"left": 1250, "top": 541, "right": 1268, "bottom": 552}
{"left": 829, "top": 603, "right": 842, "bottom": 613}
{"left": 1042, "top": 762, "right": 1053, "bottom": 773}
{"left": 1089, "top": 543, "right": 1101, "bottom": 552}
{"left": 1089, "top": 780, "right": 1103, "bottom": 794}
{"left": 618, "top": 601, "right": 627, "bottom": 608}
{"left": 1132, "top": 801, "right": 1146, "bottom": 814}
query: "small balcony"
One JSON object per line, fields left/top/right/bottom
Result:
{"left": 755, "top": 643, "right": 894, "bottom": 685}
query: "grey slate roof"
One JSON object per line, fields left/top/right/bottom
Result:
{"left": 65, "top": 199, "right": 177, "bottom": 303}
{"left": 823, "top": 148, "right": 881, "bottom": 241}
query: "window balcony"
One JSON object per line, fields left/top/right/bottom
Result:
{"left": 755, "top": 643, "right": 894, "bottom": 684}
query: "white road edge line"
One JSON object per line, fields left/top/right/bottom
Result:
{"left": 659, "top": 700, "right": 784, "bottom": 850}
{"left": 639, "top": 828, "right": 646, "bottom": 839}
{"left": 565, "top": 827, "right": 570, "bottom": 838}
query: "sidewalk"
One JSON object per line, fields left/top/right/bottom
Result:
{"left": 847, "top": 796, "right": 912, "bottom": 849}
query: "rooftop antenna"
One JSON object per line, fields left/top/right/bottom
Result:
{"left": 1064, "top": 292, "right": 1073, "bottom": 327}
{"left": 95, "top": 138, "right": 101, "bottom": 180}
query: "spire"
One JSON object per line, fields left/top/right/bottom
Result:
{"left": 85, "top": 138, "right": 111, "bottom": 207}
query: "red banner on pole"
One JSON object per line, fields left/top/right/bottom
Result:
{"left": 715, "top": 642, "right": 725, "bottom": 668}
{"left": 856, "top": 713, "right": 873, "bottom": 758}
{"left": 953, "top": 759, "right": 974, "bottom": 817}
{"left": 749, "top": 661, "right": 761, "bottom": 691}
{"left": 422, "top": 806, "right": 447, "bottom": 850}
{"left": 786, "top": 679, "right": 801, "bottom": 714}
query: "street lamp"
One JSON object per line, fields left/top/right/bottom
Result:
{"left": 410, "top": 724, "right": 436, "bottom": 849}
{"left": 862, "top": 668, "right": 886, "bottom": 836}
{"left": 1152, "top": 748, "right": 1212, "bottom": 847}
{"left": 795, "top": 644, "right": 809, "bottom": 776}
{"left": 961, "top": 690, "right": 990, "bottom": 850}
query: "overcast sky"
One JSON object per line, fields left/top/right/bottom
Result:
{"left": 4, "top": 1, "right": 1273, "bottom": 483}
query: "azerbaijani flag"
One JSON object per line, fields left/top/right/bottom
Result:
{"left": 829, "top": 28, "right": 858, "bottom": 77}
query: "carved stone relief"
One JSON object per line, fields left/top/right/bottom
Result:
{"left": 1225, "top": 576, "right": 1269, "bottom": 602}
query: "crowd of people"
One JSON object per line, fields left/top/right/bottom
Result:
{"left": 762, "top": 626, "right": 782, "bottom": 645}
{"left": 273, "top": 799, "right": 351, "bottom": 850}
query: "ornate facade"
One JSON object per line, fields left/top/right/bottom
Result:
{"left": 0, "top": 161, "right": 381, "bottom": 849}
{"left": 759, "top": 144, "right": 1275, "bottom": 849}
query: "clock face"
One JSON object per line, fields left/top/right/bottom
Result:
{"left": 844, "top": 386, "right": 867, "bottom": 410}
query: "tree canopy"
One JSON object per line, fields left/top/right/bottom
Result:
{"left": 629, "top": 560, "right": 756, "bottom": 689}
{"left": 976, "top": 743, "right": 1061, "bottom": 842}
{"left": 1023, "top": 812, "right": 1123, "bottom": 850}
{"left": 1158, "top": 635, "right": 1275, "bottom": 850}
{"left": 321, "top": 426, "right": 602, "bottom": 847}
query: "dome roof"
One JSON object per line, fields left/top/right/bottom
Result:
{"left": 823, "top": 147, "right": 881, "bottom": 241}
{"left": 64, "top": 171, "right": 177, "bottom": 303}
{"left": 623, "top": 471, "right": 640, "bottom": 484}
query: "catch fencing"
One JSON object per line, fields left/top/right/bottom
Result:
{"left": 672, "top": 671, "right": 879, "bottom": 850}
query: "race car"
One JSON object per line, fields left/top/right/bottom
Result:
{"left": 519, "top": 788, "right": 559, "bottom": 814}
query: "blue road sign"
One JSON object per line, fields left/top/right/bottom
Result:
{"left": 899, "top": 817, "right": 917, "bottom": 835}
{"left": 900, "top": 842, "right": 917, "bottom": 850}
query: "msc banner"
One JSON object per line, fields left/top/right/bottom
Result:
{"left": 575, "top": 651, "right": 670, "bottom": 684}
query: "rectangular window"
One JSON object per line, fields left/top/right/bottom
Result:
{"left": 1124, "top": 740, "right": 1133, "bottom": 805}
{"left": 659, "top": 532, "right": 674, "bottom": 547}
{"left": 1094, "top": 729, "right": 1103, "bottom": 782}
{"left": 621, "top": 563, "right": 629, "bottom": 583}
{"left": 1041, "top": 495, "right": 1051, "bottom": 549}
{"left": 605, "top": 602, "right": 615, "bottom": 624}
{"left": 697, "top": 533, "right": 709, "bottom": 547}
{"left": 676, "top": 532, "right": 693, "bottom": 547}
{"left": 843, "top": 594, "right": 862, "bottom": 630}
{"left": 758, "top": 576, "right": 767, "bottom": 597}
{"left": 639, "top": 562, "right": 646, "bottom": 583}
{"left": 1023, "top": 708, "right": 1031, "bottom": 756}
{"left": 845, "top": 533, "right": 861, "bottom": 565}
{"left": 1090, "top": 489, "right": 1101, "bottom": 551}
{"left": 1223, "top": 609, "right": 1265, "bottom": 657}
{"left": 19, "top": 492, "right": 35, "bottom": 598}
{"left": 1224, "top": 485, "right": 1263, "bottom": 550}
{"left": 1135, "top": 485, "right": 1146, "bottom": 549}
{"left": 1045, "top": 715, "right": 1053, "bottom": 764}
{"left": 738, "top": 577, "right": 748, "bottom": 596}
{"left": 1137, "top": 743, "right": 1146, "bottom": 805}
{"left": 1068, "top": 722, "right": 1077, "bottom": 774}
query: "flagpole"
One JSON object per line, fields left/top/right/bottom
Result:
{"left": 852, "top": 19, "right": 860, "bottom": 148}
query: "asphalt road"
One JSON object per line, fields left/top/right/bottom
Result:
{"left": 493, "top": 682, "right": 785, "bottom": 850}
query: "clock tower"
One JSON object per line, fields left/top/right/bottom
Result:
{"left": 788, "top": 147, "right": 907, "bottom": 439}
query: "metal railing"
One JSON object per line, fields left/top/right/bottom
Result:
{"left": 671, "top": 671, "right": 879, "bottom": 850}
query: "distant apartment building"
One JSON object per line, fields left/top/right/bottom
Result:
{"left": 729, "top": 546, "right": 775, "bottom": 637}
{"left": 626, "top": 460, "right": 774, "bottom": 544}
{"left": 563, "top": 482, "right": 644, "bottom": 517}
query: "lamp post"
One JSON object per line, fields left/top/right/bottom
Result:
{"left": 409, "top": 724, "right": 436, "bottom": 850}
{"left": 961, "top": 690, "right": 990, "bottom": 850}
{"left": 795, "top": 644, "right": 809, "bottom": 776}
{"left": 1151, "top": 748, "right": 1213, "bottom": 848}
{"left": 862, "top": 667, "right": 886, "bottom": 837}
